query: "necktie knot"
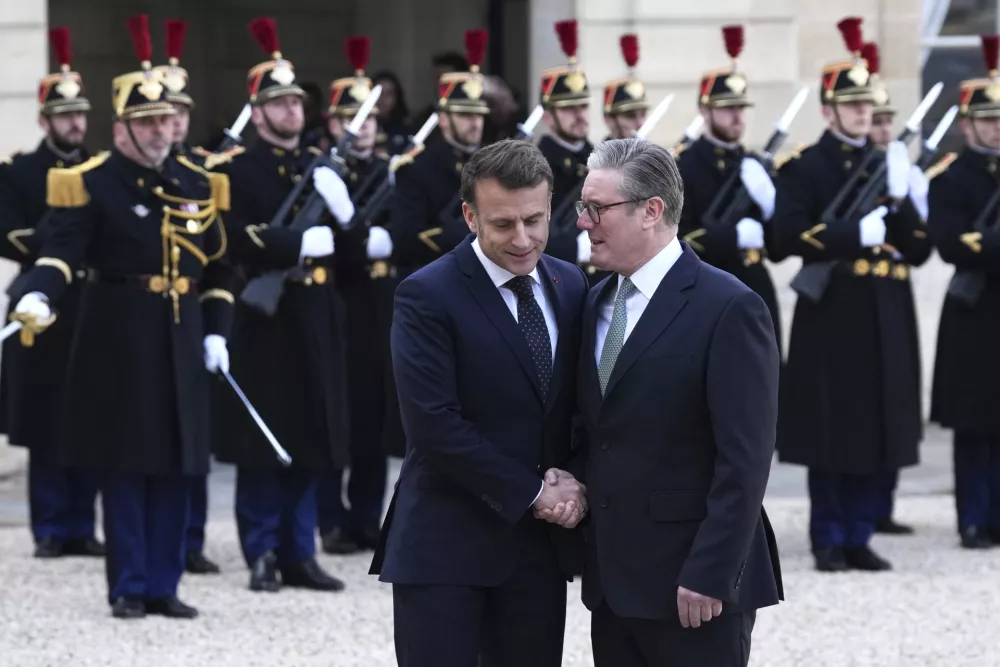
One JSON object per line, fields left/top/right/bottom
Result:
{"left": 615, "top": 277, "right": 637, "bottom": 303}
{"left": 506, "top": 275, "right": 534, "bottom": 298}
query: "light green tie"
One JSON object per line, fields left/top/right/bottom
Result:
{"left": 598, "top": 277, "right": 637, "bottom": 396}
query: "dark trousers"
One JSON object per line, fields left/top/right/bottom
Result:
{"left": 808, "top": 469, "right": 879, "bottom": 549}
{"left": 591, "top": 602, "right": 755, "bottom": 667}
{"left": 317, "top": 456, "right": 388, "bottom": 536}
{"left": 235, "top": 467, "right": 318, "bottom": 567}
{"left": 875, "top": 469, "right": 900, "bottom": 522}
{"left": 186, "top": 474, "right": 208, "bottom": 553}
{"left": 101, "top": 473, "right": 190, "bottom": 603}
{"left": 953, "top": 430, "right": 1000, "bottom": 533}
{"left": 392, "top": 526, "right": 566, "bottom": 667}
{"left": 27, "top": 455, "right": 98, "bottom": 543}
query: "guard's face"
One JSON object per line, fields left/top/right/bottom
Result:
{"left": 605, "top": 109, "right": 647, "bottom": 139}
{"left": 579, "top": 168, "right": 652, "bottom": 274}
{"left": 441, "top": 111, "right": 485, "bottom": 147}
{"left": 42, "top": 110, "right": 87, "bottom": 147}
{"left": 826, "top": 100, "right": 873, "bottom": 139}
{"left": 256, "top": 95, "right": 305, "bottom": 139}
{"left": 549, "top": 105, "right": 590, "bottom": 141}
{"left": 869, "top": 113, "right": 894, "bottom": 148}
{"left": 703, "top": 106, "right": 747, "bottom": 143}
{"left": 170, "top": 104, "right": 191, "bottom": 144}
{"left": 971, "top": 116, "right": 1000, "bottom": 150}
{"left": 116, "top": 114, "right": 173, "bottom": 166}
{"left": 328, "top": 114, "right": 377, "bottom": 152}
{"left": 463, "top": 178, "right": 550, "bottom": 276}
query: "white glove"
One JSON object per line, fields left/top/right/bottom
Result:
{"left": 14, "top": 292, "right": 50, "bottom": 320}
{"left": 313, "top": 166, "right": 356, "bottom": 225}
{"left": 367, "top": 226, "right": 394, "bottom": 260}
{"left": 886, "top": 140, "right": 910, "bottom": 200}
{"left": 740, "top": 157, "right": 776, "bottom": 221}
{"left": 576, "top": 231, "right": 592, "bottom": 264}
{"left": 859, "top": 205, "right": 888, "bottom": 247}
{"left": 908, "top": 164, "right": 930, "bottom": 220}
{"left": 735, "top": 218, "right": 765, "bottom": 250}
{"left": 300, "top": 226, "right": 335, "bottom": 261}
{"left": 203, "top": 334, "right": 229, "bottom": 374}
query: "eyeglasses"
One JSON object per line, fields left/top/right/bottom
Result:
{"left": 575, "top": 199, "right": 647, "bottom": 224}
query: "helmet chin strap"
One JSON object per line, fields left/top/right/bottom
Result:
{"left": 125, "top": 119, "right": 164, "bottom": 172}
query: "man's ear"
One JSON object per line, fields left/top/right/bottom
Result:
{"left": 644, "top": 197, "right": 666, "bottom": 229}
{"left": 462, "top": 201, "right": 478, "bottom": 234}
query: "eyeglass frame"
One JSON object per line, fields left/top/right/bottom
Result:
{"left": 574, "top": 198, "right": 649, "bottom": 225}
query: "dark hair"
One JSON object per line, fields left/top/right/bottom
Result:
{"left": 461, "top": 139, "right": 553, "bottom": 209}
{"left": 371, "top": 69, "right": 410, "bottom": 123}
{"left": 432, "top": 51, "right": 468, "bottom": 72}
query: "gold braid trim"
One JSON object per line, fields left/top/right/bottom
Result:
{"left": 418, "top": 228, "right": 443, "bottom": 252}
{"left": 45, "top": 152, "right": 110, "bottom": 208}
{"left": 35, "top": 257, "right": 73, "bottom": 284}
{"left": 681, "top": 228, "right": 707, "bottom": 253}
{"left": 800, "top": 223, "right": 826, "bottom": 250}
{"left": 199, "top": 289, "right": 235, "bottom": 304}
{"left": 925, "top": 152, "right": 957, "bottom": 181}
{"left": 6, "top": 229, "right": 34, "bottom": 256}
{"left": 246, "top": 225, "right": 267, "bottom": 249}
{"left": 207, "top": 172, "right": 230, "bottom": 211}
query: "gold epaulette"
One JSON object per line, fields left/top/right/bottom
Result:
{"left": 774, "top": 143, "right": 809, "bottom": 170}
{"left": 46, "top": 151, "right": 110, "bottom": 208}
{"left": 202, "top": 145, "right": 245, "bottom": 171}
{"left": 925, "top": 152, "right": 957, "bottom": 181}
{"left": 389, "top": 145, "right": 425, "bottom": 173}
{"left": 175, "top": 155, "right": 231, "bottom": 212}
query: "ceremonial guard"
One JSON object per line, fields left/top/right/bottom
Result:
{"left": 928, "top": 35, "right": 1000, "bottom": 549}
{"left": 150, "top": 18, "right": 222, "bottom": 575}
{"left": 388, "top": 29, "right": 489, "bottom": 276}
{"left": 861, "top": 40, "right": 921, "bottom": 537}
{"left": 214, "top": 17, "right": 350, "bottom": 593}
{"left": 0, "top": 27, "right": 102, "bottom": 560}
{"left": 537, "top": 19, "right": 593, "bottom": 267}
{"left": 602, "top": 34, "right": 649, "bottom": 140}
{"left": 774, "top": 17, "right": 930, "bottom": 572}
{"left": 677, "top": 25, "right": 782, "bottom": 346}
{"left": 8, "top": 14, "right": 233, "bottom": 619}
{"left": 316, "top": 36, "right": 391, "bottom": 555}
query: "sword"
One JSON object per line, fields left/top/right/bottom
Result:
{"left": 332, "top": 84, "right": 383, "bottom": 160}
{"left": 514, "top": 104, "right": 545, "bottom": 140}
{"left": 221, "top": 369, "right": 292, "bottom": 467}
{"left": 919, "top": 104, "right": 958, "bottom": 169}
{"left": 760, "top": 87, "right": 809, "bottom": 161}
{"left": 673, "top": 115, "right": 705, "bottom": 154}
{"left": 0, "top": 321, "right": 21, "bottom": 343}
{"left": 217, "top": 103, "right": 253, "bottom": 152}
{"left": 636, "top": 93, "right": 675, "bottom": 140}
{"left": 901, "top": 81, "right": 944, "bottom": 143}
{"left": 411, "top": 112, "right": 439, "bottom": 146}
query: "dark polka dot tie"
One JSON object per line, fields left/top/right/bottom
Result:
{"left": 506, "top": 275, "right": 552, "bottom": 399}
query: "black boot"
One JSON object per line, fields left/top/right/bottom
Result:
{"left": 874, "top": 518, "right": 914, "bottom": 535}
{"left": 813, "top": 546, "right": 847, "bottom": 572}
{"left": 63, "top": 536, "right": 106, "bottom": 557}
{"left": 185, "top": 550, "right": 220, "bottom": 574}
{"left": 321, "top": 527, "right": 361, "bottom": 555}
{"left": 146, "top": 596, "right": 198, "bottom": 619}
{"left": 960, "top": 526, "right": 992, "bottom": 550}
{"left": 33, "top": 537, "right": 64, "bottom": 559}
{"left": 844, "top": 545, "right": 892, "bottom": 571}
{"left": 357, "top": 523, "right": 382, "bottom": 550}
{"left": 280, "top": 558, "right": 346, "bottom": 591}
{"left": 249, "top": 552, "right": 280, "bottom": 592}
{"left": 111, "top": 596, "right": 146, "bottom": 619}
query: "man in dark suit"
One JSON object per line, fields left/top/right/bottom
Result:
{"left": 370, "top": 138, "right": 589, "bottom": 667}
{"left": 569, "top": 138, "right": 782, "bottom": 666}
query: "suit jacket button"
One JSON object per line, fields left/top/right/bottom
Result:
{"left": 600, "top": 441, "right": 610, "bottom": 450}
{"left": 599, "top": 497, "right": 610, "bottom": 509}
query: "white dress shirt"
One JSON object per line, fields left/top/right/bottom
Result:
{"left": 472, "top": 237, "right": 559, "bottom": 508}
{"left": 472, "top": 238, "right": 558, "bottom": 361}
{"left": 595, "top": 237, "right": 683, "bottom": 365}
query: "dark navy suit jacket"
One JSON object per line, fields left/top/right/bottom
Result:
{"left": 578, "top": 242, "right": 784, "bottom": 620}
{"left": 370, "top": 235, "right": 588, "bottom": 585}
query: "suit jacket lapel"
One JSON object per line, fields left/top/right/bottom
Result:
{"left": 602, "top": 244, "right": 699, "bottom": 399}
{"left": 455, "top": 237, "right": 543, "bottom": 403}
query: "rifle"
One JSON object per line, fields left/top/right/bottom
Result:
{"left": 215, "top": 104, "right": 252, "bottom": 153}
{"left": 240, "top": 85, "right": 382, "bottom": 316}
{"left": 947, "top": 186, "right": 1000, "bottom": 307}
{"left": 790, "top": 83, "right": 943, "bottom": 303}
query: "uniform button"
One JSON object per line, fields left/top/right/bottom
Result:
{"left": 600, "top": 441, "right": 610, "bottom": 450}
{"left": 599, "top": 497, "right": 610, "bottom": 509}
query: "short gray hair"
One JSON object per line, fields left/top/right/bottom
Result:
{"left": 586, "top": 138, "right": 684, "bottom": 228}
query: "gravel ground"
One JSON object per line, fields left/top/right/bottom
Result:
{"left": 1, "top": 494, "right": 998, "bottom": 666}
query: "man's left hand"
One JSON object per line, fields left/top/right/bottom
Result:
{"left": 677, "top": 586, "right": 722, "bottom": 629}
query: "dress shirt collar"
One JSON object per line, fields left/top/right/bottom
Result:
{"left": 617, "top": 236, "right": 682, "bottom": 300}
{"left": 472, "top": 237, "right": 542, "bottom": 289}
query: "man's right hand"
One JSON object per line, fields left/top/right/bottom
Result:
{"left": 533, "top": 468, "right": 587, "bottom": 528}
{"left": 300, "top": 226, "right": 335, "bottom": 260}
{"left": 14, "top": 292, "right": 51, "bottom": 321}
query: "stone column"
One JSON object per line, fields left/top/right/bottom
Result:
{"left": 0, "top": 0, "right": 45, "bottom": 472}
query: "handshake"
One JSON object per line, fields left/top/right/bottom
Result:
{"left": 532, "top": 468, "right": 587, "bottom": 529}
